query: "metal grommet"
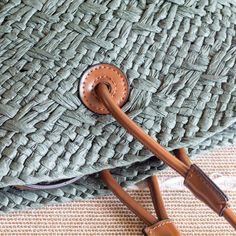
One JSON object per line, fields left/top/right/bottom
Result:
{"left": 79, "top": 63, "right": 129, "bottom": 114}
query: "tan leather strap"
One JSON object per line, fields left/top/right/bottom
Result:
{"left": 96, "top": 83, "right": 189, "bottom": 177}
{"left": 223, "top": 207, "right": 236, "bottom": 230}
{"left": 147, "top": 176, "right": 168, "bottom": 221}
{"left": 96, "top": 83, "right": 236, "bottom": 231}
{"left": 99, "top": 170, "right": 157, "bottom": 226}
{"left": 99, "top": 170, "right": 181, "bottom": 235}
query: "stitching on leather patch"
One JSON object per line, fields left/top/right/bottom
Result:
{"left": 184, "top": 164, "right": 228, "bottom": 215}
{"left": 145, "top": 220, "right": 172, "bottom": 233}
{"left": 187, "top": 165, "right": 228, "bottom": 201}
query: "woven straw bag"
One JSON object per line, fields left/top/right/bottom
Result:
{"left": 0, "top": 0, "right": 236, "bottom": 234}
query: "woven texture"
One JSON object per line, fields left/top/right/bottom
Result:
{"left": 0, "top": 0, "right": 236, "bottom": 211}
{"left": 0, "top": 146, "right": 235, "bottom": 235}
{"left": 2, "top": 191, "right": 236, "bottom": 235}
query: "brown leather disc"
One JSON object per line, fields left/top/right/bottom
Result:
{"left": 79, "top": 64, "right": 129, "bottom": 114}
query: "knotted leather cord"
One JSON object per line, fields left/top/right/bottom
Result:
{"left": 96, "top": 83, "right": 236, "bottom": 231}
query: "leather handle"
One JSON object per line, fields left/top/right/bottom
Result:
{"left": 96, "top": 83, "right": 189, "bottom": 177}
{"left": 96, "top": 83, "right": 236, "bottom": 231}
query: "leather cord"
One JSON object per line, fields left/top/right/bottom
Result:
{"left": 173, "top": 148, "right": 192, "bottom": 167}
{"left": 96, "top": 83, "right": 189, "bottom": 177}
{"left": 99, "top": 169, "right": 181, "bottom": 235}
{"left": 147, "top": 176, "right": 168, "bottom": 221}
{"left": 223, "top": 207, "right": 236, "bottom": 230}
{"left": 96, "top": 82, "right": 236, "bottom": 231}
{"left": 99, "top": 170, "right": 157, "bottom": 226}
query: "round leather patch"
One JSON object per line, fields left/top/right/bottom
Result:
{"left": 79, "top": 64, "right": 129, "bottom": 114}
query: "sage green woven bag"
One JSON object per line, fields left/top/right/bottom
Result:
{"left": 0, "top": 0, "right": 235, "bottom": 212}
